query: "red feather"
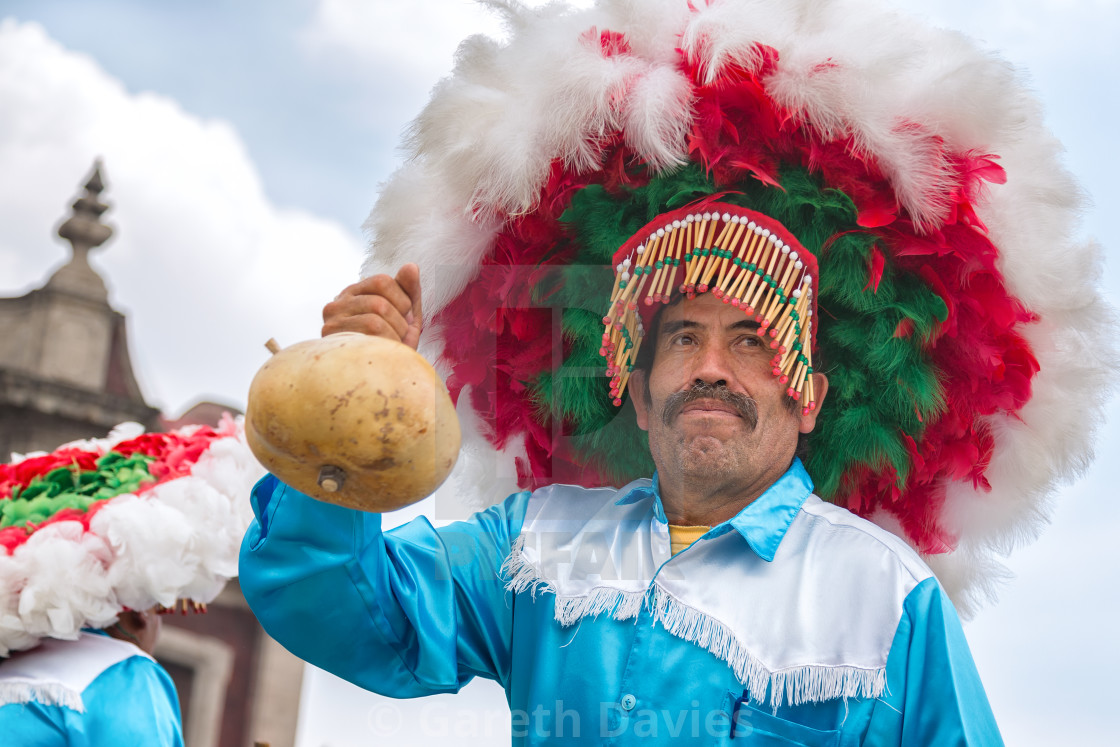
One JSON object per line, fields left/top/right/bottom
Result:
{"left": 864, "top": 246, "right": 885, "bottom": 293}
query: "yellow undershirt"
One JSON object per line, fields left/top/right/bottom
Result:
{"left": 668, "top": 524, "right": 710, "bottom": 556}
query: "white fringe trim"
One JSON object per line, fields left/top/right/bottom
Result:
{"left": 649, "top": 588, "right": 884, "bottom": 707}
{"left": 500, "top": 536, "right": 648, "bottom": 626}
{"left": 502, "top": 541, "right": 885, "bottom": 708}
{"left": 0, "top": 680, "right": 84, "bottom": 711}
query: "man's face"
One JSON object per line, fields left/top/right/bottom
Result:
{"left": 631, "top": 293, "right": 824, "bottom": 493}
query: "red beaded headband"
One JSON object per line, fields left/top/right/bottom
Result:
{"left": 601, "top": 204, "right": 820, "bottom": 414}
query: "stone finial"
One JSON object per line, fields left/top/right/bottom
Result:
{"left": 47, "top": 160, "right": 113, "bottom": 301}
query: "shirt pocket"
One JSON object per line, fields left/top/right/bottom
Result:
{"left": 727, "top": 697, "right": 841, "bottom": 747}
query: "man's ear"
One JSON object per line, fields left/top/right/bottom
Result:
{"left": 798, "top": 373, "right": 829, "bottom": 434}
{"left": 629, "top": 370, "right": 651, "bottom": 432}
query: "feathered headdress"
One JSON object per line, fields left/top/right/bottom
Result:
{"left": 0, "top": 418, "right": 263, "bottom": 655}
{"left": 361, "top": 0, "right": 1116, "bottom": 615}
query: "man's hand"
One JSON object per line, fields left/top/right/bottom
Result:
{"left": 322, "top": 263, "right": 423, "bottom": 350}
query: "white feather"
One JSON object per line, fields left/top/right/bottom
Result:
{"left": 92, "top": 494, "right": 198, "bottom": 610}
{"left": 620, "top": 63, "right": 693, "bottom": 171}
{"left": 0, "top": 554, "right": 36, "bottom": 656}
{"left": 13, "top": 522, "right": 118, "bottom": 641}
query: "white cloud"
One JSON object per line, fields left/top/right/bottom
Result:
{"left": 300, "top": 0, "right": 502, "bottom": 76}
{"left": 893, "top": 0, "right": 1120, "bottom": 66}
{"left": 0, "top": 18, "right": 365, "bottom": 416}
{"left": 299, "top": 0, "right": 597, "bottom": 80}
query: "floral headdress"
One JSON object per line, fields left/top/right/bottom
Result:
{"left": 0, "top": 418, "right": 263, "bottom": 654}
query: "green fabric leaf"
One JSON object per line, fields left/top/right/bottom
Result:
{"left": 1, "top": 452, "right": 157, "bottom": 529}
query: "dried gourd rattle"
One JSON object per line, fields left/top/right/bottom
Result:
{"left": 245, "top": 333, "right": 460, "bottom": 512}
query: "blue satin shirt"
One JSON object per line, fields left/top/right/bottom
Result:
{"left": 239, "top": 460, "right": 1002, "bottom": 745}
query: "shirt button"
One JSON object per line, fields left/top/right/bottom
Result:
{"left": 620, "top": 694, "right": 637, "bottom": 711}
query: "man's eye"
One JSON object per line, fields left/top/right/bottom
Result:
{"left": 737, "top": 335, "right": 763, "bottom": 348}
{"left": 671, "top": 334, "right": 695, "bottom": 346}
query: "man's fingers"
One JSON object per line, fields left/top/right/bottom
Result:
{"left": 395, "top": 264, "right": 423, "bottom": 326}
{"left": 394, "top": 264, "right": 424, "bottom": 349}
{"left": 347, "top": 274, "right": 416, "bottom": 318}
{"left": 321, "top": 267, "right": 423, "bottom": 349}
{"left": 322, "top": 313, "right": 407, "bottom": 342}
{"left": 323, "top": 294, "right": 410, "bottom": 341}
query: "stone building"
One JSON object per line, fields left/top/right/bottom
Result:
{"left": 0, "top": 162, "right": 304, "bottom": 747}
{"left": 0, "top": 162, "right": 160, "bottom": 456}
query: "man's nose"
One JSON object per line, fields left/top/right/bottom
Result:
{"left": 690, "top": 342, "right": 734, "bottom": 387}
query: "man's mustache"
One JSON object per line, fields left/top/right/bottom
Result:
{"left": 660, "top": 382, "right": 758, "bottom": 429}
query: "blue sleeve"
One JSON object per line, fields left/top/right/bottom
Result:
{"left": 864, "top": 577, "right": 1004, "bottom": 746}
{"left": 82, "top": 655, "right": 183, "bottom": 746}
{"left": 0, "top": 655, "right": 183, "bottom": 747}
{"left": 238, "top": 474, "right": 531, "bottom": 698}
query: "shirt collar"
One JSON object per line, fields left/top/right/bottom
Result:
{"left": 615, "top": 458, "right": 815, "bottom": 562}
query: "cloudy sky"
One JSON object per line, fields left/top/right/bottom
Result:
{"left": 1, "top": 1, "right": 1117, "bottom": 745}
